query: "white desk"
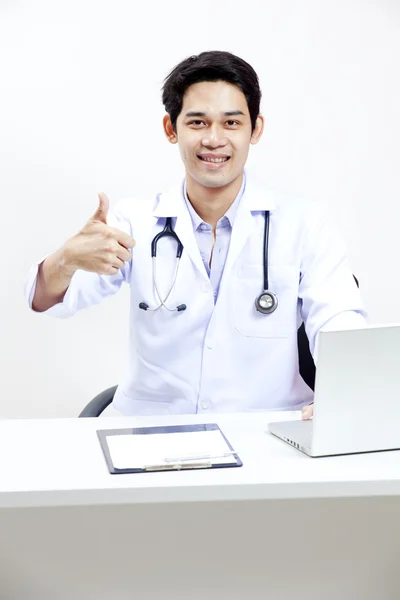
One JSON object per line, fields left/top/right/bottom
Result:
{"left": 1, "top": 412, "right": 400, "bottom": 600}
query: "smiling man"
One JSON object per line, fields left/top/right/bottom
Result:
{"left": 26, "top": 50, "right": 367, "bottom": 417}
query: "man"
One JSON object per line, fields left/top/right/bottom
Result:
{"left": 26, "top": 50, "right": 367, "bottom": 418}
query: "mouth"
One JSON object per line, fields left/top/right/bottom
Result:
{"left": 197, "top": 154, "right": 231, "bottom": 168}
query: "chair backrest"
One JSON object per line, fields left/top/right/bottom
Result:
{"left": 78, "top": 385, "right": 117, "bottom": 417}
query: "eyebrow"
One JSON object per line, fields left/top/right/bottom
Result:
{"left": 184, "top": 110, "right": 246, "bottom": 118}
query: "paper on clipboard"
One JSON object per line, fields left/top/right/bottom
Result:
{"left": 106, "top": 429, "right": 237, "bottom": 470}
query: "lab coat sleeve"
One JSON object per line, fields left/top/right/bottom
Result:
{"left": 25, "top": 203, "right": 133, "bottom": 318}
{"left": 298, "top": 204, "right": 367, "bottom": 360}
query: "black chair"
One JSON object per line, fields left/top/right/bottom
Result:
{"left": 79, "top": 275, "right": 359, "bottom": 416}
{"left": 78, "top": 385, "right": 117, "bottom": 417}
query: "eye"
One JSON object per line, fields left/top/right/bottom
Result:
{"left": 226, "top": 120, "right": 240, "bottom": 127}
{"left": 188, "top": 120, "right": 206, "bottom": 127}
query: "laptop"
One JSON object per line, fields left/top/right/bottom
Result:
{"left": 268, "top": 323, "right": 400, "bottom": 457}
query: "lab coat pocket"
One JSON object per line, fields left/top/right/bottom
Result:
{"left": 233, "top": 264, "right": 299, "bottom": 338}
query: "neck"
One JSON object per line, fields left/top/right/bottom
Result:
{"left": 185, "top": 173, "right": 244, "bottom": 228}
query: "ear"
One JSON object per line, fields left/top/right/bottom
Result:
{"left": 163, "top": 114, "right": 178, "bottom": 144}
{"left": 250, "top": 115, "right": 264, "bottom": 145}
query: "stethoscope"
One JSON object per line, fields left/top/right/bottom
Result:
{"left": 139, "top": 212, "right": 278, "bottom": 314}
{"left": 139, "top": 217, "right": 187, "bottom": 313}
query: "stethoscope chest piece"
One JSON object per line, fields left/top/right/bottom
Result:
{"left": 255, "top": 291, "right": 278, "bottom": 314}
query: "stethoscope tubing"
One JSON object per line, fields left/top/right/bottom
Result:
{"left": 140, "top": 212, "right": 277, "bottom": 314}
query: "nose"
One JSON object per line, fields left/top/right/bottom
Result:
{"left": 201, "top": 124, "right": 228, "bottom": 149}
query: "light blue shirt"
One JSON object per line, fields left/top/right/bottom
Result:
{"left": 183, "top": 176, "right": 246, "bottom": 303}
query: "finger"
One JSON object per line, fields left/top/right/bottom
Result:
{"left": 116, "top": 245, "right": 132, "bottom": 262}
{"left": 104, "top": 265, "right": 120, "bottom": 276}
{"left": 91, "top": 192, "right": 110, "bottom": 224}
{"left": 302, "top": 405, "right": 314, "bottom": 420}
{"left": 110, "top": 227, "right": 136, "bottom": 250}
{"left": 110, "top": 256, "right": 124, "bottom": 270}
{"left": 301, "top": 404, "right": 314, "bottom": 420}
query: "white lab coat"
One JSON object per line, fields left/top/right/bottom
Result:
{"left": 26, "top": 177, "right": 367, "bottom": 415}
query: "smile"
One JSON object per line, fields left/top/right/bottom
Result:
{"left": 198, "top": 156, "right": 230, "bottom": 163}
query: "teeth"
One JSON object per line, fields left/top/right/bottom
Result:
{"left": 200, "top": 157, "right": 228, "bottom": 163}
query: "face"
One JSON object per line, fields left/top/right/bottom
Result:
{"left": 163, "top": 80, "right": 264, "bottom": 190}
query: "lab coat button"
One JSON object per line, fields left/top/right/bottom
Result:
{"left": 200, "top": 401, "right": 209, "bottom": 410}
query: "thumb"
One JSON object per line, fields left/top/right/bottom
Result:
{"left": 91, "top": 192, "right": 109, "bottom": 224}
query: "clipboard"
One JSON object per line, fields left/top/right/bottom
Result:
{"left": 97, "top": 423, "right": 243, "bottom": 474}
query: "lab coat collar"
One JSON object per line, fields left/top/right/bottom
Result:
{"left": 153, "top": 180, "right": 208, "bottom": 280}
{"left": 153, "top": 174, "right": 277, "bottom": 218}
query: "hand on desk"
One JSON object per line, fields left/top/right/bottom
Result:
{"left": 301, "top": 404, "right": 314, "bottom": 420}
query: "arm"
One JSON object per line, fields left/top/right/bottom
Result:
{"left": 298, "top": 206, "right": 367, "bottom": 420}
{"left": 299, "top": 205, "right": 367, "bottom": 359}
{"left": 32, "top": 249, "right": 76, "bottom": 313}
{"left": 27, "top": 193, "right": 135, "bottom": 316}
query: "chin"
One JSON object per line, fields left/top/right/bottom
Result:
{"left": 192, "top": 170, "right": 240, "bottom": 189}
{"left": 199, "top": 178, "right": 227, "bottom": 188}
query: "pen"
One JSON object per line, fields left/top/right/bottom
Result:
{"left": 163, "top": 450, "right": 237, "bottom": 463}
{"left": 143, "top": 461, "right": 213, "bottom": 471}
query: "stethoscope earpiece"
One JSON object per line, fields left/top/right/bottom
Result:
{"left": 255, "top": 291, "right": 278, "bottom": 314}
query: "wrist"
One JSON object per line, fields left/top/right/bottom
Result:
{"left": 57, "top": 244, "right": 78, "bottom": 277}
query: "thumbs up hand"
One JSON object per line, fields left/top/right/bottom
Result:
{"left": 62, "top": 193, "right": 136, "bottom": 276}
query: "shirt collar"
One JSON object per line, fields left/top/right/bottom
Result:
{"left": 183, "top": 172, "right": 246, "bottom": 231}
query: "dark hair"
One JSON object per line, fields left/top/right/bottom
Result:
{"left": 162, "top": 50, "right": 261, "bottom": 133}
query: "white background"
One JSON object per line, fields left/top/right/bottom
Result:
{"left": 0, "top": 0, "right": 399, "bottom": 418}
